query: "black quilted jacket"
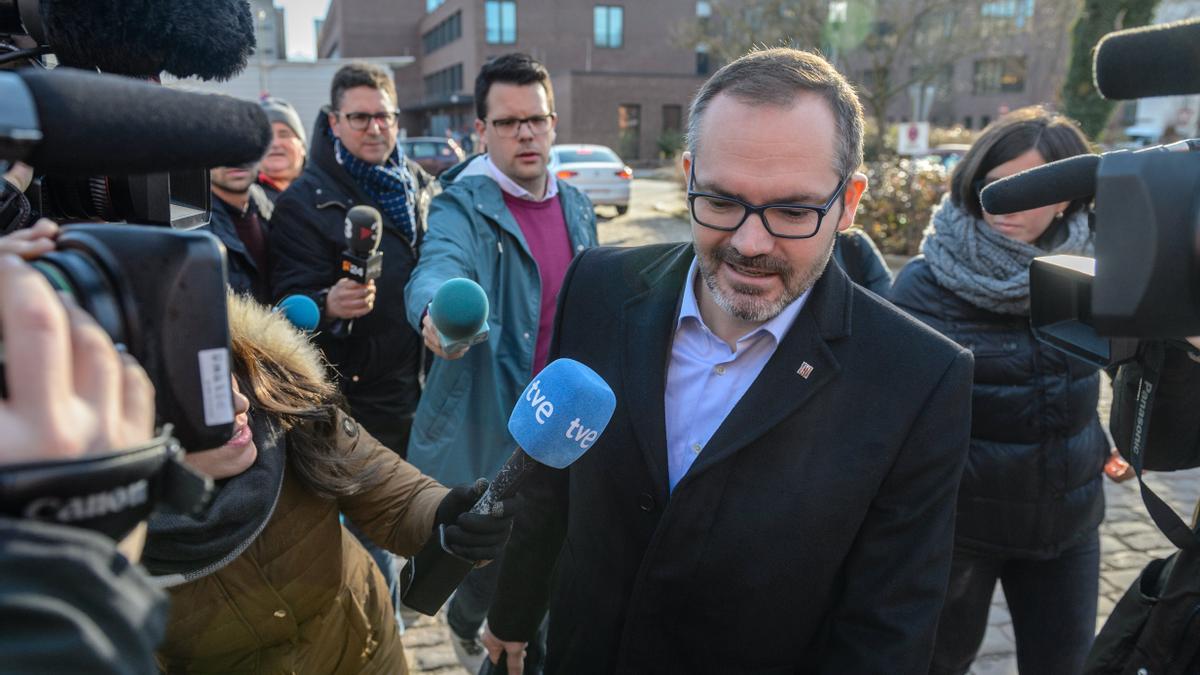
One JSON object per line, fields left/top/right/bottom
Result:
{"left": 890, "top": 256, "right": 1107, "bottom": 556}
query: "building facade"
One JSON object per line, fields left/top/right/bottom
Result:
{"left": 836, "top": 0, "right": 1077, "bottom": 132}
{"left": 317, "top": 0, "right": 708, "bottom": 162}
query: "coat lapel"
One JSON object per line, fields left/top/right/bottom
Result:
{"left": 619, "top": 244, "right": 694, "bottom": 501}
{"left": 676, "top": 260, "right": 854, "bottom": 492}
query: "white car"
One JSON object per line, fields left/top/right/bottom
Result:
{"left": 550, "top": 144, "right": 633, "bottom": 215}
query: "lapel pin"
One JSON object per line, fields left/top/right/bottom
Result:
{"left": 797, "top": 362, "right": 814, "bottom": 379}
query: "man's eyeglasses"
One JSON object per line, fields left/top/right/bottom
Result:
{"left": 486, "top": 114, "right": 556, "bottom": 138}
{"left": 338, "top": 110, "right": 400, "bottom": 131}
{"left": 686, "top": 159, "right": 849, "bottom": 239}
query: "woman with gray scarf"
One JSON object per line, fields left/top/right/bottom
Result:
{"left": 891, "top": 107, "right": 1117, "bottom": 675}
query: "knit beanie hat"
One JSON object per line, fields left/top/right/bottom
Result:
{"left": 260, "top": 97, "right": 307, "bottom": 146}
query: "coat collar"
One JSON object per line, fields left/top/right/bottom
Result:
{"left": 452, "top": 169, "right": 594, "bottom": 259}
{"left": 619, "top": 243, "right": 853, "bottom": 500}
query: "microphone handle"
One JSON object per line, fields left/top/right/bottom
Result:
{"left": 471, "top": 448, "right": 536, "bottom": 516}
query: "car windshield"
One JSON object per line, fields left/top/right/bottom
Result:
{"left": 406, "top": 142, "right": 452, "bottom": 158}
{"left": 555, "top": 147, "right": 620, "bottom": 164}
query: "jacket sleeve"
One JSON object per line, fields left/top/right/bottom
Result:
{"left": 484, "top": 249, "right": 588, "bottom": 641}
{"left": 335, "top": 411, "right": 450, "bottom": 556}
{"left": 819, "top": 349, "right": 974, "bottom": 674}
{"left": 889, "top": 259, "right": 952, "bottom": 335}
{"left": 267, "top": 191, "right": 340, "bottom": 310}
{"left": 403, "top": 192, "right": 479, "bottom": 331}
{"left": 0, "top": 517, "right": 167, "bottom": 675}
{"left": 854, "top": 230, "right": 893, "bottom": 296}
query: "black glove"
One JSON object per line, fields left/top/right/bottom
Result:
{"left": 434, "top": 478, "right": 516, "bottom": 562}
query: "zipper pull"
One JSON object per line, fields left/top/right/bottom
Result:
{"left": 498, "top": 240, "right": 504, "bottom": 254}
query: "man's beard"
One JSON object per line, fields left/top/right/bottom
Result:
{"left": 694, "top": 239, "right": 833, "bottom": 322}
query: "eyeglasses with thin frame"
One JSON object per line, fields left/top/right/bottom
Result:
{"left": 485, "top": 113, "right": 556, "bottom": 138}
{"left": 686, "top": 159, "right": 849, "bottom": 239}
{"left": 337, "top": 110, "right": 400, "bottom": 131}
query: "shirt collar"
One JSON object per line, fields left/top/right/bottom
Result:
{"left": 484, "top": 154, "right": 558, "bottom": 201}
{"left": 676, "top": 257, "right": 810, "bottom": 348}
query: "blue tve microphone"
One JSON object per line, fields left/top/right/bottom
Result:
{"left": 274, "top": 294, "right": 320, "bottom": 332}
{"left": 400, "top": 358, "right": 617, "bottom": 614}
{"left": 428, "top": 277, "right": 490, "bottom": 354}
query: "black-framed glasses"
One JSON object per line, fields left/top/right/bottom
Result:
{"left": 686, "top": 159, "right": 849, "bottom": 239}
{"left": 486, "top": 113, "right": 556, "bottom": 138}
{"left": 337, "top": 110, "right": 400, "bottom": 131}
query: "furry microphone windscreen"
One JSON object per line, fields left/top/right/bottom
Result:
{"left": 38, "top": 0, "right": 255, "bottom": 81}
{"left": 20, "top": 67, "right": 271, "bottom": 174}
{"left": 1093, "top": 18, "right": 1200, "bottom": 100}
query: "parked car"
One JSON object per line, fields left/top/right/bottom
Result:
{"left": 401, "top": 136, "right": 466, "bottom": 176}
{"left": 924, "top": 143, "right": 971, "bottom": 170}
{"left": 550, "top": 144, "right": 633, "bottom": 215}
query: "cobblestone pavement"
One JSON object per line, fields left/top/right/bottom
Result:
{"left": 402, "top": 177, "right": 1200, "bottom": 673}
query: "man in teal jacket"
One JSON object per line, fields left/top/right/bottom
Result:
{"left": 403, "top": 53, "right": 597, "bottom": 670}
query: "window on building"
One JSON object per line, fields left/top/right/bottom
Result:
{"left": 981, "top": 0, "right": 1035, "bottom": 34}
{"left": 423, "top": 11, "right": 462, "bottom": 54}
{"left": 662, "top": 105, "right": 682, "bottom": 133}
{"left": 594, "top": 5, "right": 624, "bottom": 48}
{"left": 426, "top": 0, "right": 445, "bottom": 12}
{"left": 695, "top": 45, "right": 711, "bottom": 76}
{"left": 964, "top": 115, "right": 973, "bottom": 129}
{"left": 980, "top": 115, "right": 991, "bottom": 128}
{"left": 973, "top": 56, "right": 1026, "bottom": 95}
{"left": 486, "top": 1, "right": 516, "bottom": 44}
{"left": 424, "top": 63, "right": 464, "bottom": 99}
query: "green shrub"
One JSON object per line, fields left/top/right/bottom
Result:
{"left": 856, "top": 157, "right": 949, "bottom": 256}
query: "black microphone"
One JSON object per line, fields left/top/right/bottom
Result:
{"left": 980, "top": 154, "right": 1100, "bottom": 215}
{"left": 1093, "top": 18, "right": 1200, "bottom": 100}
{"left": 341, "top": 205, "right": 384, "bottom": 285}
{"left": 980, "top": 140, "right": 1200, "bottom": 215}
{"left": 26, "top": 0, "right": 256, "bottom": 81}
{"left": 0, "top": 68, "right": 270, "bottom": 175}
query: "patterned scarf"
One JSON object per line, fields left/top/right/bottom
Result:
{"left": 920, "top": 194, "right": 1093, "bottom": 315}
{"left": 333, "top": 134, "right": 416, "bottom": 241}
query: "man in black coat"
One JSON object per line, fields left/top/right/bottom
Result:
{"left": 268, "top": 63, "right": 437, "bottom": 456}
{"left": 483, "top": 49, "right": 974, "bottom": 674}
{"left": 204, "top": 162, "right": 273, "bottom": 303}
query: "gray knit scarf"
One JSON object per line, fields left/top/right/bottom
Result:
{"left": 920, "top": 194, "right": 1093, "bottom": 315}
{"left": 142, "top": 414, "right": 286, "bottom": 586}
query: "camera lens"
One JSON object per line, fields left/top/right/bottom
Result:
{"left": 29, "top": 249, "right": 131, "bottom": 350}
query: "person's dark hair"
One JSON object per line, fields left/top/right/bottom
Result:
{"left": 951, "top": 105, "right": 1092, "bottom": 219}
{"left": 228, "top": 295, "right": 384, "bottom": 500}
{"left": 330, "top": 61, "right": 398, "bottom": 111}
{"left": 687, "top": 47, "right": 864, "bottom": 180}
{"left": 474, "top": 53, "right": 554, "bottom": 121}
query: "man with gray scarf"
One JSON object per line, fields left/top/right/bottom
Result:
{"left": 891, "top": 106, "right": 1112, "bottom": 675}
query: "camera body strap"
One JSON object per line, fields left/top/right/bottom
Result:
{"left": 0, "top": 427, "right": 211, "bottom": 541}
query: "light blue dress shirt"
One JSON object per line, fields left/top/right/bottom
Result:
{"left": 663, "top": 259, "right": 811, "bottom": 492}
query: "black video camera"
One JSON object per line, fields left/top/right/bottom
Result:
{"left": 0, "top": 0, "right": 265, "bottom": 538}
{"left": 981, "top": 19, "right": 1200, "bottom": 369}
{"left": 1, "top": 0, "right": 256, "bottom": 229}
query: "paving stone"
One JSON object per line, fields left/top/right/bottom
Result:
{"left": 1104, "top": 520, "right": 1156, "bottom": 538}
{"left": 1104, "top": 549, "right": 1153, "bottom": 570}
{"left": 977, "top": 621, "right": 1016, "bottom": 657}
{"left": 1120, "top": 531, "right": 1173, "bottom": 551}
{"left": 969, "top": 653, "right": 1019, "bottom": 675}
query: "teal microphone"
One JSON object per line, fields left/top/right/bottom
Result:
{"left": 429, "top": 277, "right": 490, "bottom": 354}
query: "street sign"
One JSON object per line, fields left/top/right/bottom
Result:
{"left": 897, "top": 122, "right": 930, "bottom": 156}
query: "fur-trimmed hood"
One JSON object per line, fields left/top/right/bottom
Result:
{"left": 226, "top": 292, "right": 329, "bottom": 392}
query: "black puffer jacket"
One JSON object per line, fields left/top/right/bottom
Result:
{"left": 890, "top": 256, "right": 1107, "bottom": 556}
{"left": 268, "top": 113, "right": 438, "bottom": 451}
{"left": 202, "top": 184, "right": 273, "bottom": 304}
